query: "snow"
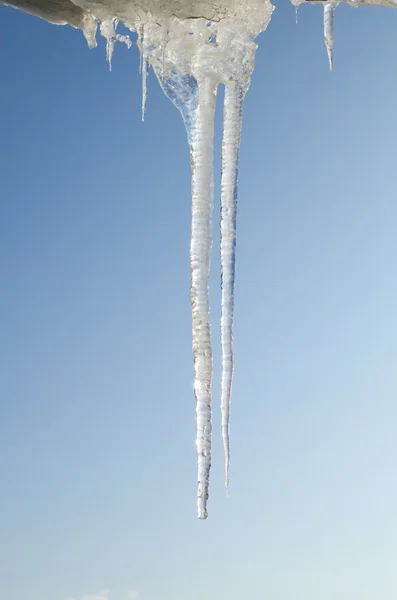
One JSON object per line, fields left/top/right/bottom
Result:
{"left": 2, "top": 0, "right": 395, "bottom": 518}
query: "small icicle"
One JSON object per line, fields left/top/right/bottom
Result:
{"left": 324, "top": 3, "right": 336, "bottom": 70}
{"left": 141, "top": 24, "right": 148, "bottom": 121}
{"left": 220, "top": 82, "right": 244, "bottom": 495}
{"left": 107, "top": 39, "right": 114, "bottom": 70}
{"left": 100, "top": 18, "right": 131, "bottom": 71}
{"left": 100, "top": 20, "right": 115, "bottom": 70}
{"left": 138, "top": 24, "right": 143, "bottom": 75}
{"left": 141, "top": 58, "right": 148, "bottom": 121}
{"left": 295, "top": 4, "right": 299, "bottom": 25}
{"left": 162, "top": 28, "right": 168, "bottom": 76}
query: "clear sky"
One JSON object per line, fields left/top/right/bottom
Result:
{"left": 1, "top": 2, "right": 397, "bottom": 600}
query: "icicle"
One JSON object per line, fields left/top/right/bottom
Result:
{"left": 220, "top": 82, "right": 244, "bottom": 495}
{"left": 190, "top": 77, "right": 217, "bottom": 519}
{"left": 100, "top": 18, "right": 131, "bottom": 70}
{"left": 100, "top": 19, "right": 117, "bottom": 70}
{"left": 138, "top": 24, "right": 143, "bottom": 75}
{"left": 156, "top": 70, "right": 214, "bottom": 518}
{"left": 161, "top": 27, "right": 167, "bottom": 76}
{"left": 141, "top": 24, "right": 148, "bottom": 121}
{"left": 324, "top": 3, "right": 336, "bottom": 70}
{"left": 107, "top": 40, "right": 114, "bottom": 69}
{"left": 295, "top": 5, "right": 299, "bottom": 25}
{"left": 141, "top": 57, "right": 148, "bottom": 120}
{"left": 147, "top": 9, "right": 272, "bottom": 518}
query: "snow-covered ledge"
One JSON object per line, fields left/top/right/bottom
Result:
{"left": 1, "top": 0, "right": 262, "bottom": 46}
{"left": 1, "top": 0, "right": 97, "bottom": 44}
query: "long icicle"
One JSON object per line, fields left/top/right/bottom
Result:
{"left": 190, "top": 76, "right": 217, "bottom": 519}
{"left": 141, "top": 24, "right": 148, "bottom": 121}
{"left": 220, "top": 82, "right": 244, "bottom": 494}
{"left": 324, "top": 3, "right": 336, "bottom": 70}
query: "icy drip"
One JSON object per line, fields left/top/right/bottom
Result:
{"left": 324, "top": 3, "right": 337, "bottom": 70}
{"left": 220, "top": 83, "right": 244, "bottom": 493}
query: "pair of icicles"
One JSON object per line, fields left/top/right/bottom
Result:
{"left": 193, "top": 1, "right": 337, "bottom": 519}
{"left": 296, "top": 2, "right": 338, "bottom": 70}
{"left": 100, "top": 6, "right": 335, "bottom": 519}
{"left": 186, "top": 78, "right": 244, "bottom": 519}
{"left": 101, "top": 18, "right": 240, "bottom": 517}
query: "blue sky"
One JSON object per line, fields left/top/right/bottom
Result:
{"left": 1, "top": 2, "right": 397, "bottom": 599}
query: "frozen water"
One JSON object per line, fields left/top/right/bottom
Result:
{"left": 2, "top": 0, "right": 396, "bottom": 518}
{"left": 324, "top": 3, "right": 337, "bottom": 70}
{"left": 291, "top": 0, "right": 397, "bottom": 66}
{"left": 145, "top": 8, "right": 273, "bottom": 518}
{"left": 220, "top": 82, "right": 244, "bottom": 493}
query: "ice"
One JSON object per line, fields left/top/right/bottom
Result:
{"left": 7, "top": 0, "right": 394, "bottom": 519}
{"left": 126, "top": 9, "right": 270, "bottom": 517}
{"left": 324, "top": 3, "right": 337, "bottom": 71}
{"left": 189, "top": 78, "right": 217, "bottom": 520}
{"left": 70, "top": 0, "right": 273, "bottom": 519}
{"left": 291, "top": 0, "right": 397, "bottom": 69}
{"left": 220, "top": 83, "right": 244, "bottom": 493}
{"left": 159, "top": 67, "right": 217, "bottom": 520}
{"left": 99, "top": 18, "right": 131, "bottom": 70}
{"left": 100, "top": 19, "right": 116, "bottom": 68}
{"left": 149, "top": 7, "right": 273, "bottom": 515}
{"left": 140, "top": 25, "right": 148, "bottom": 121}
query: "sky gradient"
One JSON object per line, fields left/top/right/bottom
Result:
{"left": 1, "top": 2, "right": 397, "bottom": 599}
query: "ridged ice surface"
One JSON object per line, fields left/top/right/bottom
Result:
{"left": 189, "top": 79, "right": 217, "bottom": 520}
{"left": 220, "top": 83, "right": 244, "bottom": 493}
{"left": 161, "top": 69, "right": 217, "bottom": 520}
{"left": 144, "top": 9, "right": 272, "bottom": 518}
